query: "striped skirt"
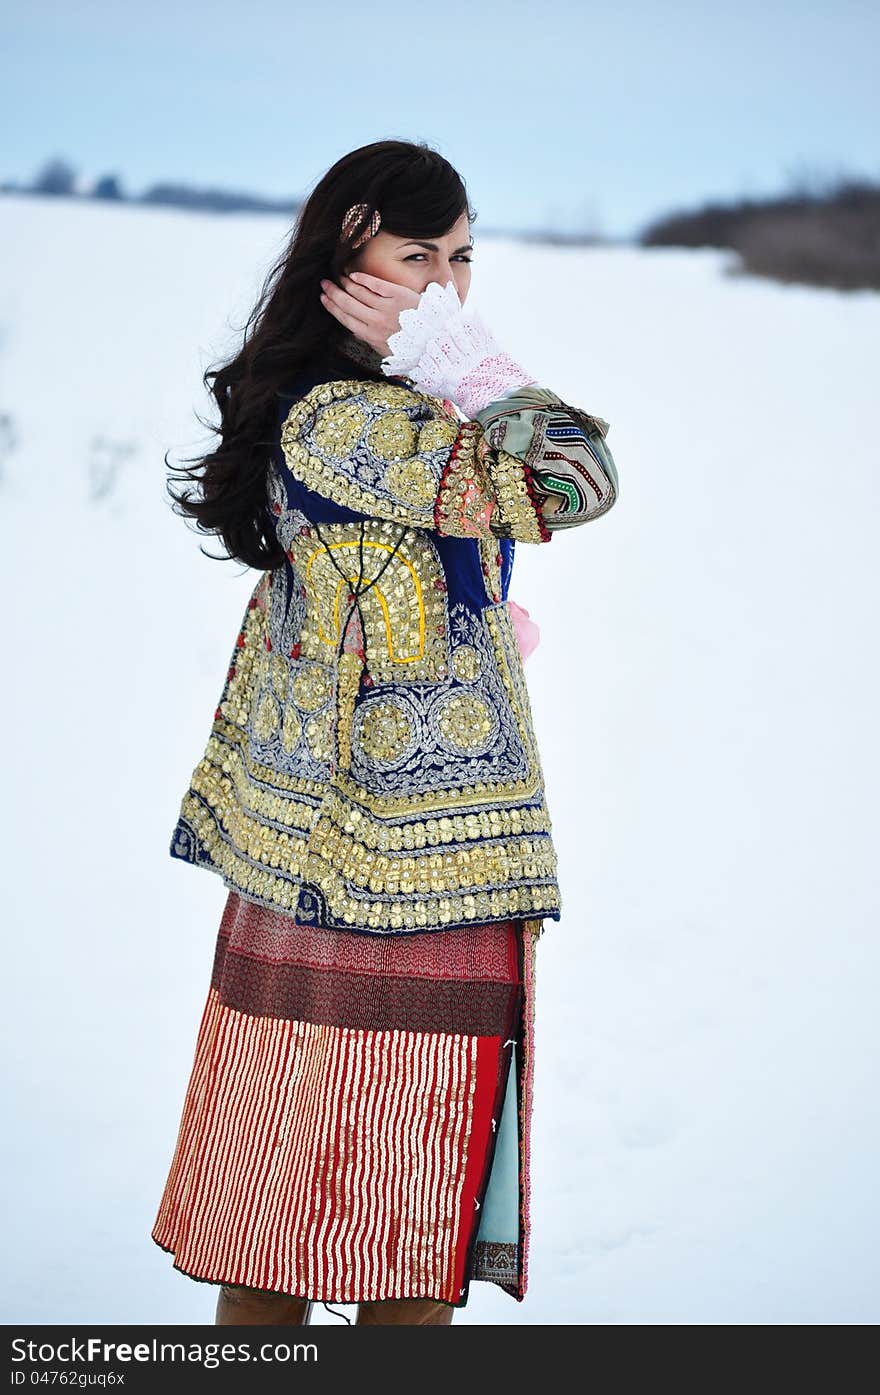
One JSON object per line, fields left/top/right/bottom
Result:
{"left": 151, "top": 891, "right": 541, "bottom": 1309}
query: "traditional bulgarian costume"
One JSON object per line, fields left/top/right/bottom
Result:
{"left": 152, "top": 277, "right": 619, "bottom": 1309}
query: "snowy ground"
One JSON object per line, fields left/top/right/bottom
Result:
{"left": 1, "top": 193, "right": 878, "bottom": 1324}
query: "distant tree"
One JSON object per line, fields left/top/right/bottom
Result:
{"left": 139, "top": 180, "right": 301, "bottom": 214}
{"left": 93, "top": 174, "right": 125, "bottom": 200}
{"left": 32, "top": 157, "right": 77, "bottom": 195}
{"left": 637, "top": 175, "right": 880, "bottom": 291}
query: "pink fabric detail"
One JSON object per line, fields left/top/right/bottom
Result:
{"left": 508, "top": 599, "right": 540, "bottom": 662}
{"left": 460, "top": 478, "right": 496, "bottom": 536}
{"left": 454, "top": 351, "right": 539, "bottom": 419}
{"left": 341, "top": 598, "right": 365, "bottom": 658}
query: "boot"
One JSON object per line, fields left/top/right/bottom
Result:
{"left": 356, "top": 1297, "right": 454, "bottom": 1326}
{"left": 215, "top": 1282, "right": 314, "bottom": 1325}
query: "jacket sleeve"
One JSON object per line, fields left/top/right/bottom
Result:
{"left": 279, "top": 377, "right": 618, "bottom": 545}
{"left": 472, "top": 384, "right": 619, "bottom": 533}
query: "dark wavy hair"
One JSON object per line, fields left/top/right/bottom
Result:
{"left": 166, "top": 139, "right": 477, "bottom": 570}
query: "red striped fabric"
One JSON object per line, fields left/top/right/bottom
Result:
{"left": 152, "top": 893, "right": 536, "bottom": 1306}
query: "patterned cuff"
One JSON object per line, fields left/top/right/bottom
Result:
{"left": 382, "top": 280, "right": 538, "bottom": 418}
{"left": 381, "top": 279, "right": 464, "bottom": 376}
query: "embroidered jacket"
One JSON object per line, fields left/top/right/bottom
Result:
{"left": 169, "top": 327, "right": 619, "bottom": 936}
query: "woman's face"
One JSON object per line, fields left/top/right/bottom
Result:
{"left": 343, "top": 210, "right": 473, "bottom": 306}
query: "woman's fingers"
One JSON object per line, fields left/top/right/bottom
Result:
{"left": 338, "top": 274, "right": 383, "bottom": 307}
{"left": 346, "top": 271, "right": 397, "bottom": 296}
{"left": 321, "top": 281, "right": 373, "bottom": 330}
{"left": 342, "top": 273, "right": 422, "bottom": 317}
{"left": 320, "top": 292, "right": 372, "bottom": 336}
{"left": 321, "top": 272, "right": 421, "bottom": 356}
{"left": 323, "top": 279, "right": 381, "bottom": 327}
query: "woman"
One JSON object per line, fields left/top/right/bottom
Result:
{"left": 152, "top": 139, "right": 619, "bottom": 1327}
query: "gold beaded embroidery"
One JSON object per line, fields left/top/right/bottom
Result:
{"left": 477, "top": 532, "right": 503, "bottom": 602}
{"left": 285, "top": 519, "right": 449, "bottom": 685}
{"left": 292, "top": 663, "right": 333, "bottom": 711}
{"left": 177, "top": 774, "right": 561, "bottom": 929}
{"left": 217, "top": 581, "right": 268, "bottom": 726}
{"left": 270, "top": 653, "right": 288, "bottom": 700}
{"left": 170, "top": 373, "right": 576, "bottom": 933}
{"left": 255, "top": 690, "right": 280, "bottom": 741}
{"left": 357, "top": 699, "right": 414, "bottom": 763}
{"left": 305, "top": 708, "right": 333, "bottom": 762}
{"left": 280, "top": 379, "right": 547, "bottom": 544}
{"left": 281, "top": 705, "right": 302, "bottom": 753}
{"left": 303, "top": 806, "right": 558, "bottom": 897}
{"left": 436, "top": 692, "right": 495, "bottom": 753}
{"left": 334, "top": 651, "right": 362, "bottom": 775}
{"left": 417, "top": 416, "right": 458, "bottom": 453}
{"left": 383, "top": 458, "right": 437, "bottom": 507}
{"left": 171, "top": 585, "right": 561, "bottom": 932}
{"left": 281, "top": 381, "right": 444, "bottom": 532}
{"left": 311, "top": 399, "right": 367, "bottom": 456}
{"left": 433, "top": 421, "right": 497, "bottom": 540}
{"left": 450, "top": 644, "right": 482, "bottom": 683}
{"left": 477, "top": 439, "right": 547, "bottom": 545}
{"left": 525, "top": 917, "right": 545, "bottom": 944}
{"left": 192, "top": 717, "right": 551, "bottom": 853}
{"left": 366, "top": 409, "right": 418, "bottom": 461}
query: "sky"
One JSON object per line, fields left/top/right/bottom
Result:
{"left": 2, "top": 0, "right": 879, "bottom": 239}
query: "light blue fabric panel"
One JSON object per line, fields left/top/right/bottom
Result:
{"left": 475, "top": 1050, "right": 520, "bottom": 1245}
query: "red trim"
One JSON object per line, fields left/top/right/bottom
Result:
{"left": 434, "top": 423, "right": 478, "bottom": 531}
{"left": 437, "top": 422, "right": 550, "bottom": 542}
{"left": 520, "top": 457, "right": 553, "bottom": 542}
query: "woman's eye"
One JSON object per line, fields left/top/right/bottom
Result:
{"left": 404, "top": 254, "right": 473, "bottom": 263}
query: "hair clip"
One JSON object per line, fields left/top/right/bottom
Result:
{"left": 341, "top": 203, "right": 381, "bottom": 248}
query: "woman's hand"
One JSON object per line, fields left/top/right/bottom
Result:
{"left": 319, "top": 272, "right": 422, "bottom": 359}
